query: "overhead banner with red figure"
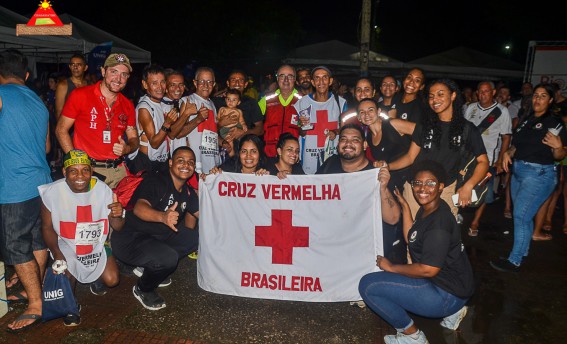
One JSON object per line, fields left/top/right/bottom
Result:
{"left": 197, "top": 170, "right": 383, "bottom": 302}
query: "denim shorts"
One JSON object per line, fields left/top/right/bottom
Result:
{"left": 0, "top": 196, "right": 47, "bottom": 265}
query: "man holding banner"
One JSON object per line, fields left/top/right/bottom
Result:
{"left": 317, "top": 124, "right": 406, "bottom": 264}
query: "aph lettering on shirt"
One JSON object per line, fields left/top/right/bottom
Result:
{"left": 90, "top": 107, "right": 98, "bottom": 129}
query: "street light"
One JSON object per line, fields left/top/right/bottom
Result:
{"left": 504, "top": 43, "right": 512, "bottom": 58}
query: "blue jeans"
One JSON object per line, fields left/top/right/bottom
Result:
{"left": 358, "top": 271, "right": 468, "bottom": 331}
{"left": 508, "top": 160, "right": 557, "bottom": 266}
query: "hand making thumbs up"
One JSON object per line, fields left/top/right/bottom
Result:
{"left": 113, "top": 135, "right": 128, "bottom": 156}
{"left": 162, "top": 201, "right": 179, "bottom": 232}
{"left": 108, "top": 193, "right": 124, "bottom": 218}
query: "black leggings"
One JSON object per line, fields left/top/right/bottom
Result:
{"left": 111, "top": 227, "right": 198, "bottom": 291}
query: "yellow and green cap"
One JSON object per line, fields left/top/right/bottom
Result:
{"left": 63, "top": 149, "right": 91, "bottom": 168}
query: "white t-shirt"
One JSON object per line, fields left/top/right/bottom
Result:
{"left": 464, "top": 102, "right": 512, "bottom": 164}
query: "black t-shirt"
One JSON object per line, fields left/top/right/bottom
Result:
{"left": 315, "top": 155, "right": 373, "bottom": 174}
{"left": 409, "top": 201, "right": 475, "bottom": 299}
{"left": 367, "top": 121, "right": 411, "bottom": 191}
{"left": 378, "top": 92, "right": 402, "bottom": 114}
{"left": 212, "top": 94, "right": 264, "bottom": 129}
{"left": 121, "top": 172, "right": 199, "bottom": 237}
{"left": 264, "top": 157, "right": 305, "bottom": 175}
{"left": 412, "top": 121, "right": 487, "bottom": 185}
{"left": 395, "top": 97, "right": 426, "bottom": 124}
{"left": 513, "top": 111, "right": 567, "bottom": 165}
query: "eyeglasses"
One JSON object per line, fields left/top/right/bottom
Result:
{"left": 69, "top": 63, "right": 85, "bottom": 67}
{"left": 195, "top": 80, "right": 214, "bottom": 86}
{"left": 229, "top": 78, "right": 245, "bottom": 84}
{"left": 277, "top": 74, "right": 295, "bottom": 81}
{"left": 410, "top": 180, "right": 437, "bottom": 189}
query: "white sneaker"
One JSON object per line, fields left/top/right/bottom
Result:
{"left": 440, "top": 306, "right": 468, "bottom": 330}
{"left": 384, "top": 330, "right": 429, "bottom": 344}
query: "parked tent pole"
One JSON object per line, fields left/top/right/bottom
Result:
{"left": 360, "top": 0, "right": 371, "bottom": 76}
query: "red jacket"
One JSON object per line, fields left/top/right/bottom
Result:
{"left": 262, "top": 92, "right": 301, "bottom": 157}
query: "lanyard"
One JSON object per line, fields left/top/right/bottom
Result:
{"left": 99, "top": 96, "right": 115, "bottom": 130}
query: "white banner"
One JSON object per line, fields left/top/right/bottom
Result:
{"left": 197, "top": 169, "right": 383, "bottom": 302}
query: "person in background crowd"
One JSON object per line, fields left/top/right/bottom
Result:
{"left": 295, "top": 66, "right": 314, "bottom": 96}
{"left": 464, "top": 81, "right": 512, "bottom": 237}
{"left": 396, "top": 68, "right": 427, "bottom": 124}
{"left": 378, "top": 75, "right": 400, "bottom": 119}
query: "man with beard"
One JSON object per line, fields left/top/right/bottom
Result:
{"left": 111, "top": 147, "right": 199, "bottom": 311}
{"left": 56, "top": 53, "right": 139, "bottom": 188}
{"left": 316, "top": 124, "right": 405, "bottom": 264}
{"left": 213, "top": 69, "right": 264, "bottom": 141}
{"left": 296, "top": 66, "right": 314, "bottom": 96}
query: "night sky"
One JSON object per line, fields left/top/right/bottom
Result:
{"left": 3, "top": 0, "right": 567, "bottom": 79}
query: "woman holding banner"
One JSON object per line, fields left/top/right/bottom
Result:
{"left": 358, "top": 160, "right": 474, "bottom": 344}
{"left": 206, "top": 134, "right": 269, "bottom": 176}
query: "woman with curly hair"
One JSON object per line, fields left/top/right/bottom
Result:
{"left": 380, "top": 79, "right": 489, "bottom": 218}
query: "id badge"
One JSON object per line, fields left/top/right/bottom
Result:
{"left": 75, "top": 222, "right": 105, "bottom": 246}
{"left": 103, "top": 130, "right": 111, "bottom": 144}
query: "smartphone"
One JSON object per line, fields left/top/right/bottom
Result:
{"left": 452, "top": 190, "right": 478, "bottom": 206}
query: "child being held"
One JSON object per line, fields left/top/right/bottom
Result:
{"left": 217, "top": 89, "right": 248, "bottom": 139}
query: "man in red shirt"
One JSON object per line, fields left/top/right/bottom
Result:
{"left": 56, "top": 53, "right": 139, "bottom": 188}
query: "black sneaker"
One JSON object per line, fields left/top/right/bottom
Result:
{"left": 133, "top": 267, "right": 172, "bottom": 288}
{"left": 132, "top": 285, "right": 166, "bottom": 311}
{"left": 490, "top": 258, "right": 520, "bottom": 273}
{"left": 64, "top": 304, "right": 81, "bottom": 327}
{"left": 90, "top": 279, "right": 107, "bottom": 296}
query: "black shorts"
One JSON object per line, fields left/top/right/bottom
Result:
{"left": 0, "top": 196, "right": 46, "bottom": 265}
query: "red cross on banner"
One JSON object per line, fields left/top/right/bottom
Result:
{"left": 310, "top": 110, "right": 338, "bottom": 146}
{"left": 197, "top": 109, "right": 217, "bottom": 133}
{"left": 255, "top": 209, "right": 309, "bottom": 265}
{"left": 59, "top": 205, "right": 108, "bottom": 255}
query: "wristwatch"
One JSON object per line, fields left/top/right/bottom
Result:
{"left": 161, "top": 125, "right": 172, "bottom": 133}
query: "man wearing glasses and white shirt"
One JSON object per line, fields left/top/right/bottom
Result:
{"left": 170, "top": 67, "right": 219, "bottom": 174}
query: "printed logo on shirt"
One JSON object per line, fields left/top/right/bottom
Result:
{"left": 90, "top": 107, "right": 98, "bottom": 129}
{"left": 401, "top": 113, "right": 408, "bottom": 120}
{"left": 409, "top": 231, "right": 417, "bottom": 243}
{"left": 535, "top": 123, "right": 543, "bottom": 130}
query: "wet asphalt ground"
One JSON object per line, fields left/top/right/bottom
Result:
{"left": 1, "top": 194, "right": 566, "bottom": 344}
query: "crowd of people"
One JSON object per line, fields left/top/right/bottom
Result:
{"left": 1, "top": 47, "right": 566, "bottom": 343}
